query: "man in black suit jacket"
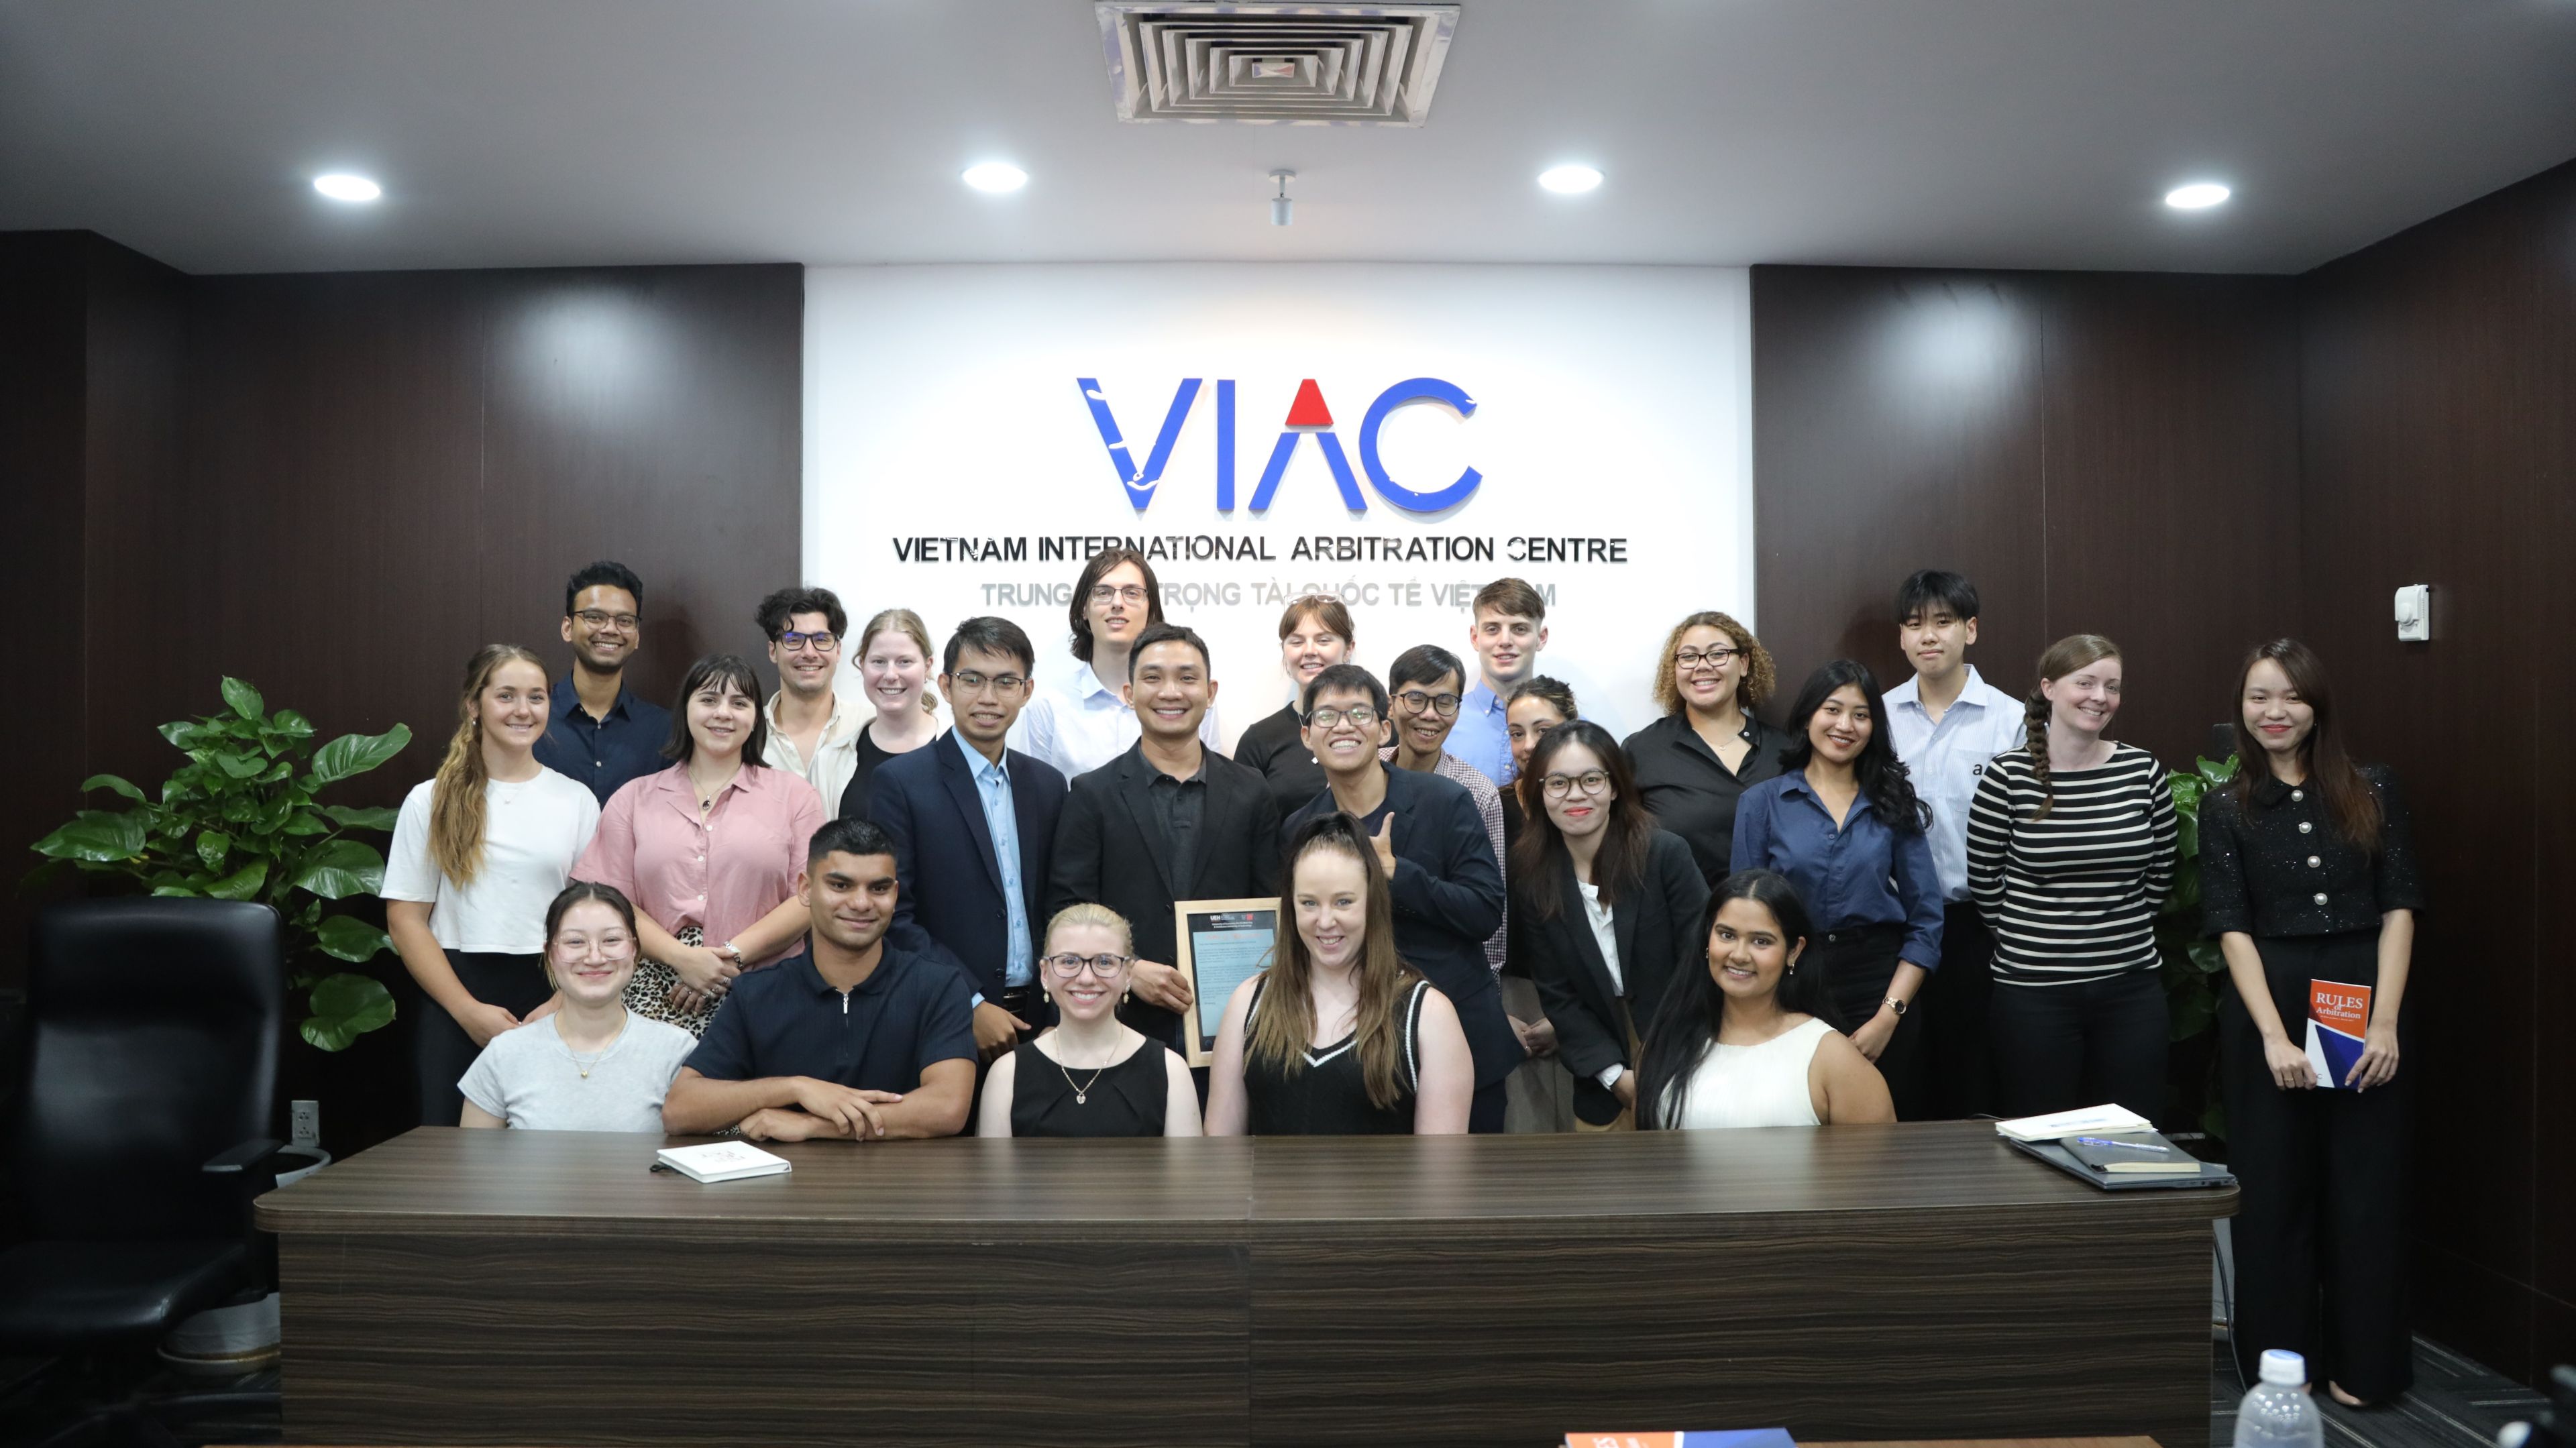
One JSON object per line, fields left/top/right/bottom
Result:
{"left": 1282, "top": 664, "right": 1521, "bottom": 1132}
{"left": 1050, "top": 624, "right": 1281, "bottom": 1054}
{"left": 869, "top": 616, "right": 1067, "bottom": 1061}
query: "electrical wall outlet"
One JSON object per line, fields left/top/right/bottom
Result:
{"left": 290, "top": 1099, "right": 320, "bottom": 1150}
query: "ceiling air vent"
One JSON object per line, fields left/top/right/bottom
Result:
{"left": 1095, "top": 3, "right": 1460, "bottom": 126}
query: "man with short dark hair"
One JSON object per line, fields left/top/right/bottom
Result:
{"left": 661, "top": 818, "right": 977, "bottom": 1141}
{"left": 534, "top": 561, "right": 674, "bottom": 804}
{"left": 1283, "top": 663, "right": 1520, "bottom": 1132}
{"left": 1014, "top": 547, "right": 1224, "bottom": 778}
{"left": 1049, "top": 622, "right": 1281, "bottom": 1054}
{"left": 1885, "top": 569, "right": 2026, "bottom": 1119}
{"left": 755, "top": 585, "right": 863, "bottom": 810}
{"left": 869, "top": 616, "right": 1069, "bottom": 1060}
{"left": 1449, "top": 576, "right": 1549, "bottom": 789}
{"left": 1383, "top": 643, "right": 1508, "bottom": 976}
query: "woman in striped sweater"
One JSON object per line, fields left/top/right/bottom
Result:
{"left": 1966, "top": 634, "right": 2178, "bottom": 1119}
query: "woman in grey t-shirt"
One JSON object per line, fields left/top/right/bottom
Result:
{"left": 460, "top": 883, "right": 696, "bottom": 1132}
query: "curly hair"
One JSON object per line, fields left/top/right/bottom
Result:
{"left": 1650, "top": 611, "right": 1774, "bottom": 716}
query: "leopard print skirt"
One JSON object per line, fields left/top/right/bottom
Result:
{"left": 625, "top": 926, "right": 720, "bottom": 1037}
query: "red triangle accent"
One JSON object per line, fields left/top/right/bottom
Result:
{"left": 1284, "top": 378, "right": 1334, "bottom": 429}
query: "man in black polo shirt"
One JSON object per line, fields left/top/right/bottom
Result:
{"left": 662, "top": 818, "right": 977, "bottom": 1141}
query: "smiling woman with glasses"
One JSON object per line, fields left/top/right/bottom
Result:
{"left": 1507, "top": 720, "right": 1711, "bottom": 1131}
{"left": 1622, "top": 610, "right": 1793, "bottom": 888}
{"left": 977, "top": 904, "right": 1203, "bottom": 1137}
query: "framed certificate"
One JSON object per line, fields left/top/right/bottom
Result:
{"left": 1173, "top": 897, "right": 1281, "bottom": 1066}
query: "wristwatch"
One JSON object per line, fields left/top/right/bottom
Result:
{"left": 1883, "top": 996, "right": 1909, "bottom": 1017}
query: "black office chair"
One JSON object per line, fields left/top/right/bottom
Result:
{"left": 0, "top": 899, "right": 293, "bottom": 1447}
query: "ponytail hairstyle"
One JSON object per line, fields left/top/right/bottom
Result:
{"left": 1509, "top": 720, "right": 1652, "bottom": 923}
{"left": 2228, "top": 638, "right": 2381, "bottom": 848}
{"left": 2022, "top": 634, "right": 2121, "bottom": 822}
{"left": 858, "top": 607, "right": 941, "bottom": 715}
{"left": 430, "top": 644, "right": 550, "bottom": 886}
{"left": 1250, "top": 812, "right": 1425, "bottom": 1112}
{"left": 1634, "top": 870, "right": 1837, "bottom": 1129}
{"left": 1776, "top": 660, "right": 1931, "bottom": 832}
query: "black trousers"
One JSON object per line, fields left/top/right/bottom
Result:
{"left": 1989, "top": 968, "right": 2169, "bottom": 1120}
{"left": 1920, "top": 901, "right": 1999, "bottom": 1119}
{"left": 1810, "top": 924, "right": 1929, "bottom": 1121}
{"left": 414, "top": 950, "right": 549, "bottom": 1127}
{"left": 2218, "top": 930, "right": 2410, "bottom": 1400}
{"left": 1468, "top": 1079, "right": 1507, "bottom": 1135}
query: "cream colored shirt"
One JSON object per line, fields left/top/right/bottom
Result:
{"left": 762, "top": 689, "right": 864, "bottom": 812}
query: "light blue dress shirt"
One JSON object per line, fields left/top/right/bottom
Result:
{"left": 1446, "top": 681, "right": 1515, "bottom": 788}
{"left": 1884, "top": 666, "right": 2029, "bottom": 902}
{"left": 952, "top": 730, "right": 1034, "bottom": 988}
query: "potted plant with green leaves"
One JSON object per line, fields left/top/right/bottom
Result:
{"left": 2157, "top": 752, "right": 2241, "bottom": 1137}
{"left": 30, "top": 677, "right": 413, "bottom": 1051}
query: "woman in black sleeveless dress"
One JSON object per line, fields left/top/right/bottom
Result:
{"left": 975, "top": 903, "right": 1202, "bottom": 1138}
{"left": 1205, "top": 812, "right": 1474, "bottom": 1135}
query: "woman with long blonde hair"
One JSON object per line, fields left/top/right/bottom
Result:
{"left": 1205, "top": 813, "right": 1473, "bottom": 1135}
{"left": 383, "top": 644, "right": 602, "bottom": 1125}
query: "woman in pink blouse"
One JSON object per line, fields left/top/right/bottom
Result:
{"left": 576, "top": 655, "right": 826, "bottom": 1034}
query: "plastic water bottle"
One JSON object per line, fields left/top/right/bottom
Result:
{"left": 2233, "top": 1349, "right": 2324, "bottom": 1448}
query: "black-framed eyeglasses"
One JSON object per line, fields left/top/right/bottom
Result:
{"left": 1674, "top": 647, "right": 1742, "bottom": 670}
{"left": 1395, "top": 689, "right": 1461, "bottom": 718}
{"left": 777, "top": 630, "right": 838, "bottom": 653}
{"left": 948, "top": 669, "right": 1028, "bottom": 695}
{"left": 1041, "top": 952, "right": 1134, "bottom": 980}
{"left": 1305, "top": 706, "right": 1381, "bottom": 730}
{"left": 1089, "top": 584, "right": 1150, "bottom": 605}
{"left": 575, "top": 609, "right": 640, "bottom": 632}
{"left": 1542, "top": 770, "right": 1612, "bottom": 798}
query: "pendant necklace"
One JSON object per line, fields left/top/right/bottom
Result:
{"left": 1057, "top": 1052, "right": 1112, "bottom": 1105}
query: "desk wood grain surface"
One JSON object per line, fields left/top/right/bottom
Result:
{"left": 260, "top": 1123, "right": 2229, "bottom": 1448}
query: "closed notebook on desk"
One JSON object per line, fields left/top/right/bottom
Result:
{"left": 1564, "top": 1431, "right": 1796, "bottom": 1448}
{"left": 2006, "top": 1135, "right": 2236, "bottom": 1192}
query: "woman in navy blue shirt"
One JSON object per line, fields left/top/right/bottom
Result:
{"left": 1730, "top": 659, "right": 1943, "bottom": 1119}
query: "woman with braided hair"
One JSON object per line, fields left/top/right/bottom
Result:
{"left": 1964, "top": 634, "right": 2177, "bottom": 1119}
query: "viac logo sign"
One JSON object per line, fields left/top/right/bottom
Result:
{"left": 1077, "top": 376, "right": 1482, "bottom": 514}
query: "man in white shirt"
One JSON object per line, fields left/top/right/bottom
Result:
{"left": 1883, "top": 569, "right": 2027, "bottom": 1119}
{"left": 1013, "top": 547, "right": 1222, "bottom": 777}
{"left": 757, "top": 586, "right": 865, "bottom": 809}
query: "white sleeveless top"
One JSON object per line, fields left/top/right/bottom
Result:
{"left": 1664, "top": 1017, "right": 1835, "bottom": 1129}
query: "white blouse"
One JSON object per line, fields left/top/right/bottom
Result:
{"left": 1663, "top": 1016, "right": 1834, "bottom": 1129}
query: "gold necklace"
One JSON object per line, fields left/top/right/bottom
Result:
{"left": 1054, "top": 1043, "right": 1120, "bottom": 1105}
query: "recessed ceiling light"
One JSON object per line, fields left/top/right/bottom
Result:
{"left": 1538, "top": 164, "right": 1604, "bottom": 195}
{"left": 2165, "top": 182, "right": 2231, "bottom": 211}
{"left": 962, "top": 162, "right": 1028, "bottom": 194}
{"left": 313, "top": 173, "right": 382, "bottom": 203}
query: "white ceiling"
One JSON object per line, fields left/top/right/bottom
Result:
{"left": 4, "top": 0, "right": 2574, "bottom": 276}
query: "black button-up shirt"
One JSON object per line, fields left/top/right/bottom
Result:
{"left": 682, "top": 944, "right": 977, "bottom": 1093}
{"left": 1621, "top": 711, "right": 1794, "bottom": 885}
{"left": 2198, "top": 765, "right": 2423, "bottom": 938}
{"left": 1144, "top": 755, "right": 1209, "bottom": 900}
{"left": 533, "top": 675, "right": 674, "bottom": 805}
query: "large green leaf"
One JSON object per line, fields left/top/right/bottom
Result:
{"left": 308, "top": 724, "right": 412, "bottom": 786}
{"left": 195, "top": 829, "right": 232, "bottom": 871}
{"left": 212, "top": 748, "right": 270, "bottom": 780}
{"left": 317, "top": 803, "right": 400, "bottom": 832}
{"left": 292, "top": 838, "right": 385, "bottom": 899}
{"left": 160, "top": 718, "right": 215, "bottom": 750}
{"left": 314, "top": 913, "right": 392, "bottom": 962}
{"left": 221, "top": 677, "right": 265, "bottom": 720}
{"left": 301, "top": 972, "right": 397, "bottom": 1052}
{"left": 203, "top": 859, "right": 269, "bottom": 901}
{"left": 32, "top": 810, "right": 148, "bottom": 862}
{"left": 266, "top": 708, "right": 315, "bottom": 742}
{"left": 80, "top": 773, "right": 147, "bottom": 802}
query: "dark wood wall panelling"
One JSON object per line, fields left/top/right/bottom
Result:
{"left": 1751, "top": 266, "right": 2302, "bottom": 767}
{"left": 2298, "top": 158, "right": 2576, "bottom": 1382}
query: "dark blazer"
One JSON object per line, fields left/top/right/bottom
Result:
{"left": 1283, "top": 766, "right": 1520, "bottom": 1089}
{"left": 869, "top": 730, "right": 1067, "bottom": 1001}
{"left": 1048, "top": 741, "right": 1283, "bottom": 1048}
{"left": 1515, "top": 829, "right": 1710, "bottom": 1125}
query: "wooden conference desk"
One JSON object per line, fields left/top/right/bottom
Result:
{"left": 256, "top": 1123, "right": 2232, "bottom": 1448}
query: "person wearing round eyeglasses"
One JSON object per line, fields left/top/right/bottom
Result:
{"left": 1014, "top": 547, "right": 1222, "bottom": 779}
{"left": 1623, "top": 611, "right": 1794, "bottom": 887}
{"left": 1382, "top": 645, "right": 1509, "bottom": 975}
{"left": 977, "top": 905, "right": 1203, "bottom": 1137}
{"left": 757, "top": 585, "right": 865, "bottom": 812}
{"left": 1509, "top": 721, "right": 1710, "bottom": 1130}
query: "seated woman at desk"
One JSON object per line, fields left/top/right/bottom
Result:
{"left": 1205, "top": 813, "right": 1474, "bottom": 1135}
{"left": 1634, "top": 871, "right": 1894, "bottom": 1129}
{"left": 978, "top": 904, "right": 1202, "bottom": 1137}
{"left": 460, "top": 882, "right": 698, "bottom": 1131}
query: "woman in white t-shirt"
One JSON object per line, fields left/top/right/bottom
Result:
{"left": 461, "top": 883, "right": 696, "bottom": 1132}
{"left": 383, "top": 645, "right": 603, "bottom": 1125}
{"left": 1633, "top": 870, "right": 1894, "bottom": 1130}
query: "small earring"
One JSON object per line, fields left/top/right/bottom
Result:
{"left": 1122, "top": 989, "right": 1131, "bottom": 1005}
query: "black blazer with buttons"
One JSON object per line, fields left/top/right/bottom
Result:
{"left": 1047, "top": 740, "right": 1283, "bottom": 1048}
{"left": 869, "top": 730, "right": 1067, "bottom": 1002}
{"left": 1514, "top": 828, "right": 1711, "bottom": 1125}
